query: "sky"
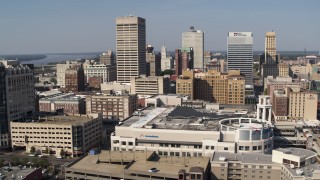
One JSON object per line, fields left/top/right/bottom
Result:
{"left": 0, "top": 0, "right": 319, "bottom": 54}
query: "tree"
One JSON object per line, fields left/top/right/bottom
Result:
{"left": 11, "top": 157, "right": 20, "bottom": 166}
{"left": 45, "top": 147, "right": 49, "bottom": 154}
{"left": 264, "top": 88, "right": 268, "bottom": 95}
{"left": 60, "top": 149, "right": 65, "bottom": 157}
{"left": 30, "top": 146, "right": 36, "bottom": 154}
{"left": 31, "top": 158, "right": 39, "bottom": 167}
{"left": 0, "top": 159, "right": 4, "bottom": 167}
{"left": 50, "top": 77, "right": 57, "bottom": 84}
{"left": 38, "top": 158, "right": 49, "bottom": 168}
{"left": 21, "top": 157, "right": 29, "bottom": 166}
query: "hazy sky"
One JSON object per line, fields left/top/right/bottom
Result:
{"left": 0, "top": 0, "right": 319, "bottom": 54}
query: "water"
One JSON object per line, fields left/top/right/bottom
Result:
{"left": 21, "top": 53, "right": 99, "bottom": 66}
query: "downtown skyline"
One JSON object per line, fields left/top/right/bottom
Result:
{"left": 0, "top": 0, "right": 320, "bottom": 54}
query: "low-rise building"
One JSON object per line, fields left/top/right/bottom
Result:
{"left": 10, "top": 113, "right": 102, "bottom": 157}
{"left": 100, "top": 82, "right": 131, "bottom": 94}
{"left": 86, "top": 94, "right": 138, "bottom": 120}
{"left": 130, "top": 76, "right": 170, "bottom": 97}
{"left": 65, "top": 151, "right": 211, "bottom": 180}
{"left": 212, "top": 148, "right": 320, "bottom": 180}
{"left": 65, "top": 66, "right": 85, "bottom": 93}
{"left": 39, "top": 93, "right": 86, "bottom": 114}
{"left": 83, "top": 64, "right": 116, "bottom": 84}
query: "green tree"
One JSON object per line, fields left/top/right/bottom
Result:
{"left": 264, "top": 88, "right": 268, "bottom": 95}
{"left": 45, "top": 147, "right": 49, "bottom": 154}
{"left": 50, "top": 77, "right": 57, "bottom": 84}
{"left": 11, "top": 157, "right": 20, "bottom": 166}
{"left": 30, "top": 146, "right": 36, "bottom": 154}
{"left": 21, "top": 157, "right": 29, "bottom": 166}
{"left": 38, "top": 158, "right": 49, "bottom": 168}
{"left": 31, "top": 158, "right": 39, "bottom": 167}
{"left": 0, "top": 159, "right": 4, "bottom": 167}
{"left": 60, "top": 149, "right": 65, "bottom": 157}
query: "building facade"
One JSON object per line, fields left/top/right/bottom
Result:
{"left": 175, "top": 47, "right": 194, "bottom": 77}
{"left": 182, "top": 26, "right": 204, "bottom": 70}
{"left": 288, "top": 90, "right": 317, "bottom": 120}
{"left": 227, "top": 32, "right": 253, "bottom": 87}
{"left": 146, "top": 45, "right": 161, "bottom": 76}
{"left": 86, "top": 94, "right": 138, "bottom": 120}
{"left": 39, "top": 93, "right": 86, "bottom": 114}
{"left": 100, "top": 50, "right": 115, "bottom": 66}
{"left": 83, "top": 64, "right": 116, "bottom": 84}
{"left": 116, "top": 16, "right": 146, "bottom": 83}
{"left": 0, "top": 61, "right": 35, "bottom": 148}
{"left": 10, "top": 113, "right": 102, "bottom": 157}
{"left": 65, "top": 66, "right": 85, "bottom": 93}
{"left": 160, "top": 45, "right": 173, "bottom": 71}
{"left": 56, "top": 61, "right": 78, "bottom": 87}
{"left": 130, "top": 76, "right": 170, "bottom": 96}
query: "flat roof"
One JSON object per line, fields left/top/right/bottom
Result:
{"left": 212, "top": 152, "right": 273, "bottom": 164}
{"left": 11, "top": 114, "right": 99, "bottom": 126}
{"left": 68, "top": 151, "right": 209, "bottom": 176}
{"left": 119, "top": 106, "right": 240, "bottom": 131}
{"left": 275, "top": 148, "right": 317, "bottom": 158}
{"left": 39, "top": 93, "right": 83, "bottom": 102}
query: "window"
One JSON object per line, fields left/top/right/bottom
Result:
{"left": 205, "top": 146, "right": 209, "bottom": 150}
{"left": 253, "top": 146, "right": 257, "bottom": 150}
{"left": 239, "top": 146, "right": 244, "bottom": 150}
{"left": 121, "top": 141, "right": 126, "bottom": 145}
{"left": 128, "top": 142, "right": 133, "bottom": 146}
{"left": 224, "top": 147, "right": 228, "bottom": 151}
{"left": 211, "top": 146, "right": 214, "bottom": 150}
{"left": 245, "top": 146, "right": 249, "bottom": 151}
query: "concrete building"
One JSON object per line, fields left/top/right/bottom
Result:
{"left": 111, "top": 106, "right": 273, "bottom": 158}
{"left": 56, "top": 61, "right": 78, "bottom": 87}
{"left": 176, "top": 69, "right": 245, "bottom": 104}
{"left": 227, "top": 32, "right": 253, "bottom": 88}
{"left": 273, "top": 90, "right": 289, "bottom": 121}
{"left": 83, "top": 64, "right": 116, "bottom": 84}
{"left": 86, "top": 94, "right": 138, "bottom": 120}
{"left": 116, "top": 16, "right": 146, "bottom": 83}
{"left": 10, "top": 113, "right": 102, "bottom": 157}
{"left": 175, "top": 47, "right": 194, "bottom": 77}
{"left": 100, "top": 50, "right": 115, "bottom": 65}
{"left": 146, "top": 45, "right": 161, "bottom": 76}
{"left": 65, "top": 66, "right": 85, "bottom": 93}
{"left": 65, "top": 151, "right": 211, "bottom": 180}
{"left": 39, "top": 93, "right": 86, "bottom": 114}
{"left": 0, "top": 60, "right": 35, "bottom": 148}
{"left": 212, "top": 148, "right": 320, "bottom": 180}
{"left": 288, "top": 90, "right": 317, "bottom": 120}
{"left": 100, "top": 82, "right": 131, "bottom": 94}
{"left": 130, "top": 76, "right": 170, "bottom": 97}
{"left": 160, "top": 45, "right": 173, "bottom": 71}
{"left": 182, "top": 26, "right": 204, "bottom": 70}
{"left": 265, "top": 31, "right": 277, "bottom": 64}
{"left": 145, "top": 94, "right": 183, "bottom": 107}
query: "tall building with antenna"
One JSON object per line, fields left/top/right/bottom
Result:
{"left": 116, "top": 16, "right": 146, "bottom": 83}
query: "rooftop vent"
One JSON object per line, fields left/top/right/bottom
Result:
{"left": 219, "top": 156, "right": 226, "bottom": 161}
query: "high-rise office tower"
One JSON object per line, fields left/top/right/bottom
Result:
{"left": 265, "top": 31, "right": 277, "bottom": 64}
{"left": 146, "top": 45, "right": 161, "bottom": 76}
{"left": 227, "top": 32, "right": 253, "bottom": 87}
{"left": 0, "top": 60, "right": 34, "bottom": 147}
{"left": 116, "top": 16, "right": 146, "bottom": 83}
{"left": 160, "top": 45, "right": 173, "bottom": 71}
{"left": 175, "top": 47, "right": 194, "bottom": 77}
{"left": 182, "top": 26, "right": 204, "bottom": 70}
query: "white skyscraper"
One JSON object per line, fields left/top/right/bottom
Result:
{"left": 116, "top": 16, "right": 146, "bottom": 83}
{"left": 182, "top": 26, "right": 204, "bottom": 70}
{"left": 227, "top": 32, "right": 253, "bottom": 87}
{"left": 160, "top": 45, "right": 173, "bottom": 71}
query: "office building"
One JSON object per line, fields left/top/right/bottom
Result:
{"left": 0, "top": 60, "right": 35, "bottom": 148}
{"left": 212, "top": 148, "right": 320, "bottom": 180}
{"left": 182, "top": 26, "right": 204, "bottom": 70}
{"left": 176, "top": 69, "right": 245, "bottom": 104}
{"left": 130, "top": 76, "right": 170, "bottom": 96}
{"left": 39, "top": 93, "right": 86, "bottom": 114}
{"left": 65, "top": 151, "right": 211, "bottom": 180}
{"left": 227, "top": 32, "right": 253, "bottom": 87}
{"left": 65, "top": 66, "right": 85, "bottom": 93}
{"left": 100, "top": 82, "right": 131, "bottom": 94}
{"left": 160, "top": 45, "right": 173, "bottom": 71}
{"left": 175, "top": 47, "right": 194, "bottom": 77}
{"left": 10, "top": 113, "right": 102, "bottom": 157}
{"left": 56, "top": 61, "right": 78, "bottom": 87}
{"left": 86, "top": 94, "right": 137, "bottom": 120}
{"left": 111, "top": 107, "right": 273, "bottom": 157}
{"left": 146, "top": 45, "right": 161, "bottom": 76}
{"left": 100, "top": 50, "right": 115, "bottom": 65}
{"left": 272, "top": 90, "right": 289, "bottom": 121}
{"left": 116, "top": 16, "right": 146, "bottom": 83}
{"left": 288, "top": 90, "right": 317, "bottom": 120}
{"left": 265, "top": 31, "right": 277, "bottom": 64}
{"left": 83, "top": 64, "right": 117, "bottom": 84}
